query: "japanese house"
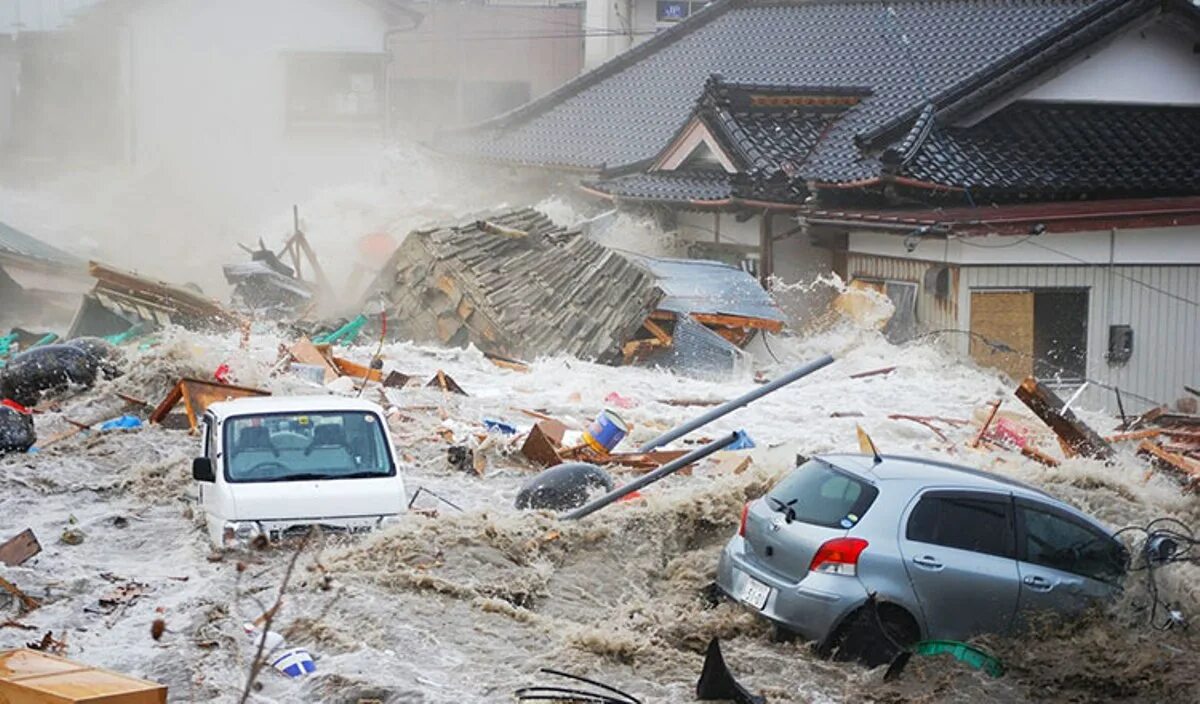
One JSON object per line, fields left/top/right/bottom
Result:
{"left": 439, "top": 0, "right": 1200, "bottom": 412}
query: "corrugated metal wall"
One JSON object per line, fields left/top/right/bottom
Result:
{"left": 847, "top": 254, "right": 958, "bottom": 333}
{"left": 961, "top": 265, "right": 1200, "bottom": 413}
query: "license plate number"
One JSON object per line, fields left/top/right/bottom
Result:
{"left": 737, "top": 574, "right": 771, "bottom": 610}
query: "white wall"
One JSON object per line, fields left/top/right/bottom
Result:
{"left": 584, "top": 0, "right": 658, "bottom": 69}
{"left": 124, "top": 0, "right": 389, "bottom": 219}
{"left": 959, "top": 264, "right": 1200, "bottom": 414}
{"left": 848, "top": 226, "right": 1200, "bottom": 267}
{"left": 1023, "top": 20, "right": 1200, "bottom": 106}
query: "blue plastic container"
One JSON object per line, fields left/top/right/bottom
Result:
{"left": 583, "top": 409, "right": 628, "bottom": 453}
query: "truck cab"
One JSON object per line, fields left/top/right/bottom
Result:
{"left": 192, "top": 396, "right": 406, "bottom": 548}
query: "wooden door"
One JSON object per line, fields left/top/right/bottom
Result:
{"left": 969, "top": 291, "right": 1034, "bottom": 381}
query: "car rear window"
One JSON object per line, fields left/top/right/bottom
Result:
{"left": 766, "top": 459, "right": 879, "bottom": 529}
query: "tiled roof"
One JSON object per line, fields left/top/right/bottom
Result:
{"left": 583, "top": 171, "right": 733, "bottom": 204}
{"left": 893, "top": 102, "right": 1200, "bottom": 199}
{"left": 0, "top": 220, "right": 80, "bottom": 269}
{"left": 441, "top": 0, "right": 1149, "bottom": 181}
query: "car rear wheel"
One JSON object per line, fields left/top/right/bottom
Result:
{"left": 824, "top": 602, "right": 919, "bottom": 668}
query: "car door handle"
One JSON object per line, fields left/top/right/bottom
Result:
{"left": 912, "top": 555, "right": 944, "bottom": 570}
{"left": 1023, "top": 575, "right": 1054, "bottom": 591}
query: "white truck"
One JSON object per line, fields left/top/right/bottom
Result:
{"left": 192, "top": 396, "right": 406, "bottom": 548}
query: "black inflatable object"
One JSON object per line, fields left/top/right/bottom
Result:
{"left": 696, "top": 638, "right": 765, "bottom": 704}
{"left": 0, "top": 344, "right": 101, "bottom": 407}
{"left": 64, "top": 337, "right": 123, "bottom": 379}
{"left": 0, "top": 405, "right": 35, "bottom": 454}
{"left": 514, "top": 462, "right": 614, "bottom": 511}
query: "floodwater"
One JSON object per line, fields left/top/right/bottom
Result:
{"left": 1, "top": 318, "right": 1198, "bottom": 704}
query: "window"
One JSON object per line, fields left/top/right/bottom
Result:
{"left": 1018, "top": 504, "right": 1126, "bottom": 584}
{"left": 767, "top": 459, "right": 879, "bottom": 528}
{"left": 285, "top": 52, "right": 385, "bottom": 130}
{"left": 907, "top": 493, "right": 1015, "bottom": 558}
{"left": 223, "top": 411, "right": 394, "bottom": 483}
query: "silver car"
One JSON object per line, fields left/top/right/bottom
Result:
{"left": 716, "top": 453, "right": 1127, "bottom": 665}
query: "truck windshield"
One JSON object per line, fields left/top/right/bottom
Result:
{"left": 223, "top": 411, "right": 394, "bottom": 483}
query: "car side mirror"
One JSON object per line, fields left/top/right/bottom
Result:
{"left": 192, "top": 457, "right": 216, "bottom": 482}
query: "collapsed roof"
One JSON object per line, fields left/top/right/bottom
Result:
{"left": 364, "top": 208, "right": 785, "bottom": 364}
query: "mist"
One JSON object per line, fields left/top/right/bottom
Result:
{"left": 0, "top": 0, "right": 571, "bottom": 305}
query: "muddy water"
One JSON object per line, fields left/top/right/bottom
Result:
{"left": 1, "top": 327, "right": 1198, "bottom": 703}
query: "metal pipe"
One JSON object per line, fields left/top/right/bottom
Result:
{"left": 563, "top": 432, "right": 741, "bottom": 521}
{"left": 638, "top": 354, "right": 835, "bottom": 452}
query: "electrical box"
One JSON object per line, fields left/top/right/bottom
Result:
{"left": 1107, "top": 324, "right": 1133, "bottom": 364}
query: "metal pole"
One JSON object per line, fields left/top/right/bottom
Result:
{"left": 638, "top": 354, "right": 835, "bottom": 452}
{"left": 564, "top": 432, "right": 741, "bottom": 520}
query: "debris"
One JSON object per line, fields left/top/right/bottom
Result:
{"left": 0, "top": 401, "right": 35, "bottom": 454}
{"left": 94, "top": 582, "right": 147, "bottom": 615}
{"left": 149, "top": 378, "right": 270, "bottom": 432}
{"left": 830, "top": 411, "right": 864, "bottom": 418}
{"left": 514, "top": 462, "right": 615, "bottom": 511}
{"left": 0, "top": 575, "right": 40, "bottom": 612}
{"left": 1137, "top": 440, "right": 1200, "bottom": 484}
{"left": 559, "top": 448, "right": 690, "bottom": 471}
{"left": 970, "top": 400, "right": 1002, "bottom": 448}
{"left": 59, "top": 527, "right": 85, "bottom": 546}
{"left": 213, "top": 363, "right": 233, "bottom": 385}
{"left": 68, "top": 260, "right": 238, "bottom": 339}
{"left": 661, "top": 398, "right": 723, "bottom": 407}
{"left": 637, "top": 355, "right": 834, "bottom": 452}
{"left": 427, "top": 370, "right": 467, "bottom": 396}
{"left": 98, "top": 415, "right": 142, "bottom": 432}
{"left": 447, "top": 445, "right": 475, "bottom": 474}
{"left": 604, "top": 392, "right": 639, "bottom": 409}
{"left": 150, "top": 618, "right": 166, "bottom": 641}
{"left": 483, "top": 419, "right": 518, "bottom": 436}
{"left": 332, "top": 356, "right": 383, "bottom": 384}
{"left": 0, "top": 529, "right": 41, "bottom": 567}
{"left": 1014, "top": 378, "right": 1112, "bottom": 459}
{"left": 696, "top": 638, "right": 765, "bottom": 704}
{"left": 26, "top": 632, "right": 67, "bottom": 654}
{"left": 582, "top": 409, "right": 629, "bottom": 453}
{"left": 484, "top": 352, "right": 529, "bottom": 373}
{"left": 383, "top": 371, "right": 411, "bottom": 389}
{"left": 224, "top": 249, "right": 315, "bottom": 318}
{"left": 288, "top": 339, "right": 340, "bottom": 383}
{"left": 516, "top": 668, "right": 641, "bottom": 704}
{"left": 887, "top": 414, "right": 965, "bottom": 444}
{"left": 289, "top": 363, "right": 327, "bottom": 385}
{"left": 0, "top": 648, "right": 168, "bottom": 702}
{"left": 312, "top": 314, "right": 367, "bottom": 346}
{"left": 911, "top": 640, "right": 1004, "bottom": 678}
{"left": 564, "top": 432, "right": 743, "bottom": 520}
{"left": 0, "top": 344, "right": 107, "bottom": 407}
{"left": 520, "top": 420, "right": 567, "bottom": 467}
{"left": 407, "top": 486, "right": 464, "bottom": 513}
{"left": 849, "top": 365, "right": 896, "bottom": 379}
{"left": 271, "top": 647, "right": 317, "bottom": 678}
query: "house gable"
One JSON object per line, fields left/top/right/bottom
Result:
{"left": 654, "top": 118, "right": 740, "bottom": 173}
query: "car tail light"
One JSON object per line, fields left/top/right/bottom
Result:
{"left": 809, "top": 537, "right": 868, "bottom": 576}
{"left": 738, "top": 502, "right": 750, "bottom": 537}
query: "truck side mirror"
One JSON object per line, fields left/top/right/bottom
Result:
{"left": 192, "top": 457, "right": 216, "bottom": 482}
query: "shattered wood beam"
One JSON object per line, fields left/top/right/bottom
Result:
{"left": 1138, "top": 439, "right": 1200, "bottom": 481}
{"left": 689, "top": 313, "right": 785, "bottom": 334}
{"left": 88, "top": 261, "right": 236, "bottom": 325}
{"left": 1015, "top": 378, "right": 1112, "bottom": 459}
{"left": 971, "top": 400, "right": 1002, "bottom": 448}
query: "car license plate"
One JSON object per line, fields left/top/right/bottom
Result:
{"left": 738, "top": 574, "right": 771, "bottom": 610}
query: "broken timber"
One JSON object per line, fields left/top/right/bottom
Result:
{"left": 149, "top": 378, "right": 270, "bottom": 432}
{"left": 0, "top": 530, "right": 40, "bottom": 568}
{"left": 1015, "top": 378, "right": 1112, "bottom": 459}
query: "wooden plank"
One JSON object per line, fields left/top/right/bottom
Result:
{"left": 641, "top": 319, "right": 672, "bottom": 345}
{"left": 426, "top": 370, "right": 467, "bottom": 396}
{"left": 1138, "top": 439, "right": 1200, "bottom": 480}
{"left": 150, "top": 378, "right": 270, "bottom": 432}
{"left": 971, "top": 400, "right": 1002, "bottom": 448}
{"left": 332, "top": 357, "right": 383, "bottom": 383}
{"left": 689, "top": 312, "right": 785, "bottom": 333}
{"left": 147, "top": 383, "right": 183, "bottom": 425}
{"left": 289, "top": 339, "right": 339, "bottom": 383}
{"left": 0, "top": 576, "right": 39, "bottom": 612}
{"left": 849, "top": 366, "right": 896, "bottom": 380}
{"left": 1106, "top": 429, "right": 1162, "bottom": 443}
{"left": 0, "top": 649, "right": 167, "bottom": 703}
{"left": 1014, "top": 377, "right": 1112, "bottom": 459}
{"left": 520, "top": 421, "right": 565, "bottom": 468}
{"left": 0, "top": 530, "right": 41, "bottom": 568}
{"left": 969, "top": 291, "right": 1034, "bottom": 381}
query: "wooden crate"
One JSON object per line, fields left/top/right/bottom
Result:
{"left": 0, "top": 650, "right": 166, "bottom": 704}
